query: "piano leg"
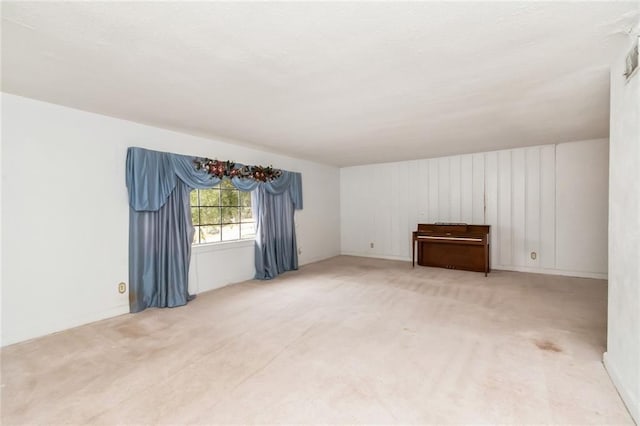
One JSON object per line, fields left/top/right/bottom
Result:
{"left": 412, "top": 239, "right": 415, "bottom": 268}
{"left": 484, "top": 244, "right": 489, "bottom": 277}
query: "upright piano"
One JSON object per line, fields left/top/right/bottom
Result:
{"left": 412, "top": 223, "right": 491, "bottom": 276}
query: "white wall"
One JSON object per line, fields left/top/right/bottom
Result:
{"left": 556, "top": 139, "right": 609, "bottom": 274}
{"left": 340, "top": 139, "right": 609, "bottom": 278}
{"left": 1, "top": 93, "right": 341, "bottom": 347}
{"left": 604, "top": 33, "right": 640, "bottom": 424}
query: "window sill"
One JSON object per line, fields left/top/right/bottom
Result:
{"left": 192, "top": 239, "right": 255, "bottom": 253}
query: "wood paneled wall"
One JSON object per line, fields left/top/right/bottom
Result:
{"left": 340, "top": 139, "right": 608, "bottom": 278}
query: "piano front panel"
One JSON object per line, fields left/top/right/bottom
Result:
{"left": 413, "top": 223, "right": 491, "bottom": 274}
{"left": 417, "top": 241, "right": 488, "bottom": 272}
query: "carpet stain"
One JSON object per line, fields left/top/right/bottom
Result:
{"left": 116, "top": 324, "right": 147, "bottom": 338}
{"left": 534, "top": 339, "right": 562, "bottom": 353}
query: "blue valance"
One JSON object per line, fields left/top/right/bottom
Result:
{"left": 126, "top": 147, "right": 303, "bottom": 211}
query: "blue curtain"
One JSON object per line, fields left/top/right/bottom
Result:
{"left": 128, "top": 179, "right": 194, "bottom": 312}
{"left": 125, "top": 147, "right": 303, "bottom": 313}
{"left": 253, "top": 186, "right": 298, "bottom": 280}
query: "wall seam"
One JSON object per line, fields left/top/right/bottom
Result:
{"left": 524, "top": 149, "right": 528, "bottom": 267}
{"left": 554, "top": 144, "right": 558, "bottom": 269}
{"left": 538, "top": 147, "right": 543, "bottom": 268}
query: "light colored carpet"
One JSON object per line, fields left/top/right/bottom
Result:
{"left": 1, "top": 256, "right": 632, "bottom": 424}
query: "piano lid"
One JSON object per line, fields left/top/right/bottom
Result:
{"left": 416, "top": 223, "right": 490, "bottom": 235}
{"left": 418, "top": 223, "right": 468, "bottom": 233}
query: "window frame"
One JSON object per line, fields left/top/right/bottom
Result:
{"left": 190, "top": 181, "right": 255, "bottom": 245}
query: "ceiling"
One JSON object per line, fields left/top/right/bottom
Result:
{"left": 2, "top": 2, "right": 639, "bottom": 167}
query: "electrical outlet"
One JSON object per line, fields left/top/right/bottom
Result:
{"left": 118, "top": 282, "right": 127, "bottom": 294}
{"left": 298, "top": 248, "right": 302, "bottom": 255}
{"left": 370, "top": 242, "right": 374, "bottom": 248}
{"left": 530, "top": 252, "right": 537, "bottom": 260}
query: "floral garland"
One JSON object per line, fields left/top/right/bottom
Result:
{"left": 193, "top": 158, "right": 282, "bottom": 182}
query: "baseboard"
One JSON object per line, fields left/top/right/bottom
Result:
{"left": 603, "top": 352, "right": 639, "bottom": 424}
{"left": 493, "top": 265, "right": 607, "bottom": 280}
{"left": 340, "top": 251, "right": 411, "bottom": 262}
{"left": 299, "top": 252, "right": 341, "bottom": 266}
{"left": 1, "top": 304, "right": 130, "bottom": 348}
{"left": 339, "top": 252, "right": 607, "bottom": 279}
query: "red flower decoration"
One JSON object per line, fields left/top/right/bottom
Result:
{"left": 194, "top": 158, "right": 282, "bottom": 182}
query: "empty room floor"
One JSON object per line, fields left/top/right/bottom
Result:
{"left": 1, "top": 256, "right": 632, "bottom": 424}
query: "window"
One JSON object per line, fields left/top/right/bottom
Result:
{"left": 190, "top": 180, "right": 255, "bottom": 244}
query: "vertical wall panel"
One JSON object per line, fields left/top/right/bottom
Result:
{"left": 390, "top": 163, "right": 401, "bottom": 256}
{"left": 525, "top": 147, "right": 541, "bottom": 268}
{"left": 438, "top": 157, "right": 451, "bottom": 221}
{"left": 540, "top": 146, "right": 556, "bottom": 269}
{"left": 357, "top": 168, "right": 374, "bottom": 254}
{"left": 417, "top": 159, "right": 429, "bottom": 223}
{"left": 339, "top": 168, "right": 355, "bottom": 253}
{"left": 342, "top": 167, "right": 368, "bottom": 254}
{"left": 460, "top": 155, "right": 474, "bottom": 223}
{"left": 373, "top": 164, "right": 392, "bottom": 256}
{"left": 428, "top": 158, "right": 439, "bottom": 222}
{"left": 406, "top": 160, "right": 420, "bottom": 239}
{"left": 374, "top": 206, "right": 391, "bottom": 256}
{"left": 484, "top": 152, "right": 499, "bottom": 266}
{"left": 511, "top": 149, "right": 527, "bottom": 267}
{"left": 398, "top": 162, "right": 412, "bottom": 258}
{"left": 472, "top": 153, "right": 485, "bottom": 224}
{"left": 450, "top": 156, "right": 462, "bottom": 222}
{"left": 498, "top": 150, "right": 512, "bottom": 266}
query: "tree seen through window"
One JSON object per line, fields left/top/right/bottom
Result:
{"left": 190, "top": 179, "right": 255, "bottom": 244}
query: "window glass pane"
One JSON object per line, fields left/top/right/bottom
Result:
{"left": 220, "top": 179, "right": 235, "bottom": 190}
{"left": 200, "top": 207, "right": 221, "bottom": 225}
{"left": 239, "top": 191, "right": 251, "bottom": 207}
{"left": 199, "top": 188, "right": 220, "bottom": 206}
{"left": 191, "top": 208, "right": 199, "bottom": 225}
{"left": 191, "top": 184, "right": 254, "bottom": 245}
{"left": 241, "top": 223, "right": 256, "bottom": 239}
{"left": 221, "top": 224, "right": 240, "bottom": 241}
{"left": 200, "top": 225, "right": 221, "bottom": 243}
{"left": 221, "top": 207, "right": 239, "bottom": 223}
{"left": 240, "top": 207, "right": 253, "bottom": 221}
{"left": 221, "top": 190, "right": 239, "bottom": 206}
